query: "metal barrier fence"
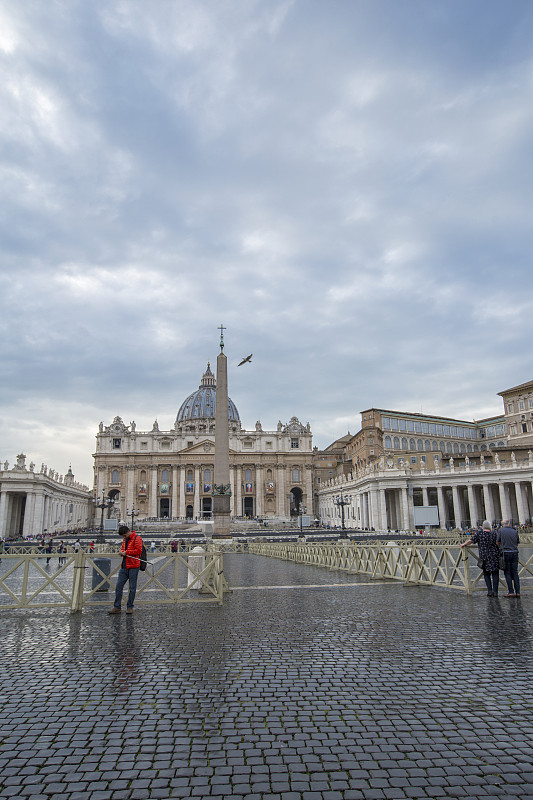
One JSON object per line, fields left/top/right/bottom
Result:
{"left": 0, "top": 550, "right": 225, "bottom": 611}
{"left": 247, "top": 541, "right": 533, "bottom": 594}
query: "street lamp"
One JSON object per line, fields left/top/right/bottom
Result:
{"left": 298, "top": 503, "right": 307, "bottom": 537}
{"left": 126, "top": 504, "right": 140, "bottom": 530}
{"left": 333, "top": 490, "right": 351, "bottom": 538}
{"left": 95, "top": 491, "right": 115, "bottom": 543}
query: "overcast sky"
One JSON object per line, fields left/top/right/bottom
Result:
{"left": 1, "top": 0, "right": 532, "bottom": 487}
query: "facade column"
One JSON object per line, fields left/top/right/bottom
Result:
{"left": 305, "top": 466, "right": 313, "bottom": 517}
{"left": 126, "top": 466, "right": 135, "bottom": 513}
{"left": 277, "top": 464, "right": 286, "bottom": 518}
{"left": 149, "top": 468, "right": 158, "bottom": 517}
{"left": 171, "top": 466, "right": 178, "bottom": 519}
{"left": 255, "top": 465, "right": 263, "bottom": 517}
{"left": 422, "top": 486, "right": 429, "bottom": 506}
{"left": 499, "top": 482, "right": 510, "bottom": 521}
{"left": 236, "top": 466, "right": 242, "bottom": 517}
{"left": 31, "top": 490, "right": 45, "bottom": 538}
{"left": 437, "top": 486, "right": 447, "bottom": 530}
{"left": 483, "top": 484, "right": 495, "bottom": 524}
{"left": 193, "top": 466, "right": 201, "bottom": 518}
{"left": 515, "top": 481, "right": 528, "bottom": 524}
{"left": 369, "top": 489, "right": 379, "bottom": 530}
{"left": 229, "top": 466, "right": 236, "bottom": 516}
{"left": 0, "top": 491, "right": 8, "bottom": 538}
{"left": 179, "top": 467, "right": 186, "bottom": 517}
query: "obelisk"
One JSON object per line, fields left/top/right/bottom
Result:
{"left": 212, "top": 324, "right": 232, "bottom": 538}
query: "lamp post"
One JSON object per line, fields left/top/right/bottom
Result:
{"left": 298, "top": 503, "right": 307, "bottom": 537}
{"left": 95, "top": 491, "right": 115, "bottom": 543}
{"left": 333, "top": 490, "right": 351, "bottom": 538}
{"left": 126, "top": 504, "right": 140, "bottom": 531}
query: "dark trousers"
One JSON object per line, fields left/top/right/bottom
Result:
{"left": 503, "top": 552, "right": 520, "bottom": 594}
{"left": 114, "top": 567, "right": 140, "bottom": 609}
{"left": 483, "top": 570, "right": 499, "bottom": 596}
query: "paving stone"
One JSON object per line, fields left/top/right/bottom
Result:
{"left": 1, "top": 555, "right": 533, "bottom": 800}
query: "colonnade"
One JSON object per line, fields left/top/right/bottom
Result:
{"left": 319, "top": 463, "right": 533, "bottom": 531}
{"left": 0, "top": 487, "right": 91, "bottom": 538}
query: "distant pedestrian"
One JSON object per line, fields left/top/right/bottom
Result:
{"left": 58, "top": 540, "right": 66, "bottom": 565}
{"left": 150, "top": 541, "right": 156, "bottom": 553}
{"left": 461, "top": 521, "right": 500, "bottom": 597}
{"left": 497, "top": 519, "right": 520, "bottom": 598}
{"left": 74, "top": 539, "right": 81, "bottom": 553}
{"left": 108, "top": 525, "right": 143, "bottom": 615}
{"left": 46, "top": 539, "right": 53, "bottom": 565}
{"left": 170, "top": 540, "right": 178, "bottom": 553}
{"left": 89, "top": 541, "right": 94, "bottom": 553}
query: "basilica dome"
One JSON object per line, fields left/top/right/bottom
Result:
{"left": 176, "top": 363, "right": 240, "bottom": 424}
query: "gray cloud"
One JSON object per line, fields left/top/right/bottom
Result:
{"left": 1, "top": 0, "right": 532, "bottom": 485}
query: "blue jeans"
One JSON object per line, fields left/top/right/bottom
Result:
{"left": 114, "top": 567, "right": 140, "bottom": 609}
{"left": 483, "top": 570, "right": 499, "bottom": 596}
{"left": 503, "top": 552, "right": 520, "bottom": 595}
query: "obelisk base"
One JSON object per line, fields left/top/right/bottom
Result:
{"left": 212, "top": 495, "right": 232, "bottom": 539}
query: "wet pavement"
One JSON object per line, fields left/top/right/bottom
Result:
{"left": 1, "top": 553, "right": 533, "bottom": 800}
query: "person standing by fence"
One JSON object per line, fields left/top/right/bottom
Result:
{"left": 108, "top": 525, "right": 144, "bottom": 614}
{"left": 497, "top": 519, "right": 520, "bottom": 598}
{"left": 461, "top": 520, "right": 500, "bottom": 597}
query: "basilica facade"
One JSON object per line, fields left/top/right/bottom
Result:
{"left": 93, "top": 363, "right": 314, "bottom": 522}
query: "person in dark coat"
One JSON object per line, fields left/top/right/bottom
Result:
{"left": 497, "top": 519, "right": 520, "bottom": 598}
{"left": 461, "top": 520, "right": 500, "bottom": 597}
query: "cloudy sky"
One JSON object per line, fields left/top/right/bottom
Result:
{"left": 1, "top": 0, "right": 532, "bottom": 486}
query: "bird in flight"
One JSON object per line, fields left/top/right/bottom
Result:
{"left": 238, "top": 354, "right": 253, "bottom": 366}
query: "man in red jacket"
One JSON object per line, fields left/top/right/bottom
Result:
{"left": 108, "top": 524, "right": 144, "bottom": 614}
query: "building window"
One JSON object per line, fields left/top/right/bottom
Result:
{"left": 401, "top": 438, "right": 408, "bottom": 450}
{"left": 409, "top": 438, "right": 416, "bottom": 450}
{"left": 291, "top": 438, "right": 299, "bottom": 449}
{"left": 111, "top": 469, "right": 119, "bottom": 484}
{"left": 393, "top": 436, "right": 400, "bottom": 449}
{"left": 410, "top": 456, "right": 417, "bottom": 464}
{"left": 245, "top": 469, "right": 252, "bottom": 482}
{"left": 266, "top": 441, "right": 273, "bottom": 449}
{"left": 243, "top": 440, "right": 253, "bottom": 449}
{"left": 204, "top": 469, "right": 211, "bottom": 482}
{"left": 113, "top": 438, "right": 121, "bottom": 449}
{"left": 292, "top": 468, "right": 300, "bottom": 481}
{"left": 519, "top": 401, "right": 525, "bottom": 410}
{"left": 187, "top": 470, "right": 193, "bottom": 481}
{"left": 384, "top": 435, "right": 392, "bottom": 448}
{"left": 140, "top": 441, "right": 148, "bottom": 450}
{"left": 161, "top": 469, "right": 169, "bottom": 482}
{"left": 417, "top": 439, "right": 423, "bottom": 451}
{"left": 187, "top": 441, "right": 193, "bottom": 448}
{"left": 508, "top": 403, "right": 514, "bottom": 413}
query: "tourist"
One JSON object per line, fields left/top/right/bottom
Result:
{"left": 74, "top": 539, "right": 81, "bottom": 553}
{"left": 58, "top": 540, "right": 66, "bottom": 565}
{"left": 45, "top": 539, "right": 53, "bottom": 565}
{"left": 108, "top": 524, "right": 144, "bottom": 614}
{"left": 460, "top": 520, "right": 499, "bottom": 597}
{"left": 497, "top": 519, "right": 520, "bottom": 598}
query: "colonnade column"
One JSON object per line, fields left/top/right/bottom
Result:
{"left": 499, "top": 483, "right": 510, "bottom": 521}
{"left": 171, "top": 467, "right": 178, "bottom": 519}
{"left": 179, "top": 466, "right": 186, "bottom": 517}
{"left": 451, "top": 485, "right": 461, "bottom": 528}
{"left": 149, "top": 468, "right": 158, "bottom": 517}
{"left": 22, "top": 492, "right": 35, "bottom": 538}
{"left": 126, "top": 466, "right": 135, "bottom": 514}
{"left": 467, "top": 485, "right": 477, "bottom": 527}
{"left": 369, "top": 489, "right": 379, "bottom": 530}
{"left": 229, "top": 466, "right": 236, "bottom": 516}
{"left": 515, "top": 482, "right": 528, "bottom": 524}
{"left": 401, "top": 488, "right": 410, "bottom": 531}
{"left": 277, "top": 465, "right": 286, "bottom": 518}
{"left": 483, "top": 484, "right": 495, "bottom": 523}
{"left": 422, "top": 487, "right": 429, "bottom": 506}
{"left": 379, "top": 489, "right": 387, "bottom": 532}
{"left": 437, "top": 486, "right": 447, "bottom": 530}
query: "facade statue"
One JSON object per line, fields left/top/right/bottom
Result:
{"left": 255, "top": 421, "right": 262, "bottom": 431}
{"left": 29, "top": 461, "right": 35, "bottom": 472}
{"left": 152, "top": 420, "right": 159, "bottom": 431}
{"left": 3, "top": 461, "right": 8, "bottom": 470}
{"left": 131, "top": 420, "right": 136, "bottom": 431}
{"left": 99, "top": 421, "right": 104, "bottom": 432}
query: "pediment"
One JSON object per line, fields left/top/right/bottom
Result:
{"left": 181, "top": 439, "right": 238, "bottom": 455}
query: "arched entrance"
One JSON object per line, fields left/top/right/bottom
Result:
{"left": 186, "top": 505, "right": 193, "bottom": 520}
{"left": 201, "top": 498, "right": 212, "bottom": 518}
{"left": 290, "top": 487, "right": 303, "bottom": 517}
{"left": 159, "top": 498, "right": 170, "bottom": 518}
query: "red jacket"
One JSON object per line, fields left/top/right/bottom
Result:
{"left": 120, "top": 532, "right": 143, "bottom": 569}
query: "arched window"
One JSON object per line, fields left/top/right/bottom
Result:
{"left": 481, "top": 444, "right": 487, "bottom": 451}
{"left": 401, "top": 438, "right": 408, "bottom": 450}
{"left": 432, "top": 440, "right": 438, "bottom": 451}
{"left": 417, "top": 439, "right": 424, "bottom": 451}
{"left": 385, "top": 435, "right": 392, "bottom": 448}
{"left": 425, "top": 440, "right": 430, "bottom": 451}
{"left": 245, "top": 469, "right": 252, "bottom": 482}
{"left": 489, "top": 442, "right": 496, "bottom": 450}
{"left": 140, "top": 470, "right": 146, "bottom": 482}
{"left": 472, "top": 445, "right": 478, "bottom": 452}
{"left": 204, "top": 468, "right": 211, "bottom": 482}
{"left": 292, "top": 468, "right": 300, "bottom": 481}
{"left": 187, "top": 469, "right": 193, "bottom": 481}
{"left": 440, "top": 441, "right": 445, "bottom": 452}
{"left": 409, "top": 438, "right": 416, "bottom": 450}
{"left": 446, "top": 443, "right": 452, "bottom": 454}
{"left": 460, "top": 444, "right": 466, "bottom": 453}
{"left": 161, "top": 469, "right": 169, "bottom": 482}
{"left": 453, "top": 443, "right": 459, "bottom": 454}
{"left": 393, "top": 436, "right": 400, "bottom": 449}
{"left": 111, "top": 469, "right": 119, "bottom": 484}
{"left": 266, "top": 468, "right": 273, "bottom": 479}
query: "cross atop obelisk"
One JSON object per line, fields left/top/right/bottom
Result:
{"left": 212, "top": 324, "right": 232, "bottom": 538}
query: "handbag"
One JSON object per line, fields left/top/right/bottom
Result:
{"left": 499, "top": 550, "right": 506, "bottom": 571}
{"left": 477, "top": 557, "right": 485, "bottom": 570}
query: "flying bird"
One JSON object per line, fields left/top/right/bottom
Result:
{"left": 238, "top": 354, "right": 253, "bottom": 366}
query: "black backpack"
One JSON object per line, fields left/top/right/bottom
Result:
{"left": 139, "top": 541, "right": 147, "bottom": 571}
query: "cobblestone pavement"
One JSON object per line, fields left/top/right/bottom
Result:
{"left": 1, "top": 554, "right": 533, "bottom": 800}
